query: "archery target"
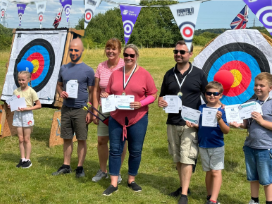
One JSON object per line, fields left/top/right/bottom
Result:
{"left": 1, "top": 10, "right": 4, "bottom": 17}
{"left": 13, "top": 39, "right": 55, "bottom": 93}
{"left": 64, "top": 4, "right": 71, "bottom": 18}
{"left": 123, "top": 20, "right": 134, "bottom": 38}
{"left": 179, "top": 22, "right": 195, "bottom": 42}
{"left": 1, "top": 29, "right": 68, "bottom": 105}
{"left": 39, "top": 14, "right": 43, "bottom": 22}
{"left": 85, "top": 9, "right": 93, "bottom": 23}
{"left": 193, "top": 29, "right": 272, "bottom": 105}
{"left": 256, "top": 6, "right": 272, "bottom": 33}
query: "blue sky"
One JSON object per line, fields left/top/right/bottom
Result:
{"left": 0, "top": 0, "right": 264, "bottom": 29}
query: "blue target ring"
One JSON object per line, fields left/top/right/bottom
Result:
{"left": 14, "top": 39, "right": 55, "bottom": 92}
{"left": 207, "top": 51, "right": 261, "bottom": 105}
{"left": 202, "top": 43, "right": 270, "bottom": 105}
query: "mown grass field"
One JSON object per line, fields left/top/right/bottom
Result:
{"left": 0, "top": 47, "right": 264, "bottom": 204}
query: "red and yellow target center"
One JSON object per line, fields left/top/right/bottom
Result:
{"left": 31, "top": 59, "right": 39, "bottom": 74}
{"left": 230, "top": 69, "right": 242, "bottom": 88}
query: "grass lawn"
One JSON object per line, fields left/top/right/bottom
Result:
{"left": 0, "top": 47, "right": 264, "bottom": 204}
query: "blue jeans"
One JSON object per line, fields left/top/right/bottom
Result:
{"left": 109, "top": 114, "right": 148, "bottom": 176}
{"left": 244, "top": 146, "right": 272, "bottom": 186}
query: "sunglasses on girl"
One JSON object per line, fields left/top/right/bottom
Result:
{"left": 123, "top": 53, "right": 135, "bottom": 58}
{"left": 205, "top": 92, "right": 221, "bottom": 96}
{"left": 173, "top": 50, "right": 190, "bottom": 55}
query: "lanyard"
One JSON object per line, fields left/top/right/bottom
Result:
{"left": 123, "top": 64, "right": 137, "bottom": 91}
{"left": 173, "top": 64, "right": 193, "bottom": 91}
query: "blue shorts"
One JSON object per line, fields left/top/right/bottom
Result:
{"left": 243, "top": 146, "right": 272, "bottom": 186}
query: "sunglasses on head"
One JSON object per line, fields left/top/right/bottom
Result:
{"left": 173, "top": 50, "right": 189, "bottom": 55}
{"left": 69, "top": 49, "right": 79, "bottom": 52}
{"left": 123, "top": 53, "right": 135, "bottom": 58}
{"left": 205, "top": 92, "right": 221, "bottom": 96}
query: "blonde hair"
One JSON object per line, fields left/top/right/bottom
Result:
{"left": 255, "top": 72, "right": 272, "bottom": 86}
{"left": 18, "top": 71, "right": 31, "bottom": 79}
{"left": 205, "top": 81, "right": 223, "bottom": 93}
{"left": 123, "top": 44, "right": 139, "bottom": 59}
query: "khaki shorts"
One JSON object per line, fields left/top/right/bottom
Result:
{"left": 97, "top": 107, "right": 110, "bottom": 136}
{"left": 167, "top": 125, "right": 198, "bottom": 165}
{"left": 61, "top": 106, "right": 88, "bottom": 140}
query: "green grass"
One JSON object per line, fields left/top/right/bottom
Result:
{"left": 0, "top": 47, "right": 265, "bottom": 204}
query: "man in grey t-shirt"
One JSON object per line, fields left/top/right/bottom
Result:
{"left": 52, "top": 38, "right": 95, "bottom": 177}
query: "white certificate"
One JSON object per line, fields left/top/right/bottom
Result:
{"left": 202, "top": 108, "right": 218, "bottom": 127}
{"left": 163, "top": 95, "right": 180, "bottom": 113}
{"left": 6, "top": 95, "right": 18, "bottom": 105}
{"left": 10, "top": 97, "right": 27, "bottom": 112}
{"left": 225, "top": 104, "right": 243, "bottom": 123}
{"left": 66, "top": 80, "right": 78, "bottom": 99}
{"left": 101, "top": 94, "right": 116, "bottom": 113}
{"left": 115, "top": 95, "right": 135, "bottom": 110}
{"left": 181, "top": 106, "right": 201, "bottom": 125}
{"left": 239, "top": 101, "right": 263, "bottom": 120}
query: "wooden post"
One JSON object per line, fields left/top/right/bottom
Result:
{"left": 0, "top": 104, "right": 17, "bottom": 138}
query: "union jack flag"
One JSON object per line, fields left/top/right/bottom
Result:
{"left": 230, "top": 5, "right": 248, "bottom": 29}
{"left": 53, "top": 8, "right": 63, "bottom": 29}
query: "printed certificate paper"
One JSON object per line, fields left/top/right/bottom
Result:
{"left": 115, "top": 95, "right": 135, "bottom": 110}
{"left": 163, "top": 95, "right": 181, "bottom": 113}
{"left": 10, "top": 97, "right": 27, "bottom": 112}
{"left": 225, "top": 105, "right": 243, "bottom": 123}
{"left": 101, "top": 94, "right": 116, "bottom": 113}
{"left": 239, "top": 101, "right": 263, "bottom": 120}
{"left": 66, "top": 80, "right": 78, "bottom": 99}
{"left": 202, "top": 108, "right": 218, "bottom": 127}
{"left": 181, "top": 106, "right": 201, "bottom": 124}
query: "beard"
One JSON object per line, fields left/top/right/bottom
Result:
{"left": 70, "top": 53, "right": 82, "bottom": 63}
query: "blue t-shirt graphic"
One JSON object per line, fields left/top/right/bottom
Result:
{"left": 198, "top": 104, "right": 229, "bottom": 148}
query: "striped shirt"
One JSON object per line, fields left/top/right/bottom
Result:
{"left": 95, "top": 58, "right": 125, "bottom": 93}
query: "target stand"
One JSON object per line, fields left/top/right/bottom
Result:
{"left": 1, "top": 28, "right": 84, "bottom": 147}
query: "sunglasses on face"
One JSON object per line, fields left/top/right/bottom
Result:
{"left": 205, "top": 92, "right": 221, "bottom": 96}
{"left": 123, "top": 53, "right": 135, "bottom": 58}
{"left": 173, "top": 50, "right": 190, "bottom": 55}
{"left": 69, "top": 49, "right": 79, "bottom": 52}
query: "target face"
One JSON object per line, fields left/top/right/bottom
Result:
{"left": 193, "top": 29, "right": 272, "bottom": 105}
{"left": 179, "top": 22, "right": 195, "bottom": 42}
{"left": 14, "top": 39, "right": 55, "bottom": 92}
{"left": 39, "top": 14, "right": 43, "bottom": 22}
{"left": 256, "top": 6, "right": 272, "bottom": 33}
{"left": 123, "top": 20, "right": 134, "bottom": 38}
{"left": 1, "top": 10, "right": 4, "bottom": 17}
{"left": 202, "top": 43, "right": 270, "bottom": 105}
{"left": 85, "top": 9, "right": 93, "bottom": 23}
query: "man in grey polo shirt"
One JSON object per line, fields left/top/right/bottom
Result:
{"left": 52, "top": 38, "right": 95, "bottom": 177}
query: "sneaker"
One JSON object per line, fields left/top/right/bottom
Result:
{"left": 103, "top": 185, "right": 118, "bottom": 196}
{"left": 92, "top": 169, "right": 108, "bottom": 182}
{"left": 168, "top": 187, "right": 191, "bottom": 197}
{"left": 16, "top": 159, "right": 24, "bottom": 168}
{"left": 75, "top": 167, "right": 85, "bottom": 178}
{"left": 118, "top": 174, "right": 122, "bottom": 184}
{"left": 248, "top": 200, "right": 260, "bottom": 204}
{"left": 178, "top": 195, "right": 188, "bottom": 204}
{"left": 127, "top": 181, "right": 142, "bottom": 192}
{"left": 206, "top": 196, "right": 220, "bottom": 204}
{"left": 52, "top": 166, "right": 72, "bottom": 176}
{"left": 21, "top": 160, "right": 32, "bottom": 168}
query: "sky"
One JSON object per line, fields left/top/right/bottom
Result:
{"left": 0, "top": 0, "right": 264, "bottom": 30}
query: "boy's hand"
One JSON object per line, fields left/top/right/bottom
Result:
{"left": 251, "top": 111, "right": 263, "bottom": 124}
{"left": 216, "top": 111, "right": 223, "bottom": 121}
{"left": 230, "top": 122, "right": 242, "bottom": 128}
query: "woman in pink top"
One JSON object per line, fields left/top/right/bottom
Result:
{"left": 101, "top": 44, "right": 158, "bottom": 196}
{"left": 92, "top": 38, "right": 127, "bottom": 183}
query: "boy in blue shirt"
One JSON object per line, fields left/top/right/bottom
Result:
{"left": 186, "top": 81, "right": 229, "bottom": 204}
{"left": 231, "top": 73, "right": 272, "bottom": 204}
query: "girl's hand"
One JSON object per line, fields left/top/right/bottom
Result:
{"left": 130, "top": 101, "right": 142, "bottom": 109}
{"left": 100, "top": 92, "right": 109, "bottom": 98}
{"left": 186, "top": 121, "right": 198, "bottom": 128}
{"left": 18, "top": 107, "right": 28, "bottom": 111}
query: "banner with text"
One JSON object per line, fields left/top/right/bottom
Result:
{"left": 60, "top": 0, "right": 72, "bottom": 22}
{"left": 120, "top": 5, "right": 142, "bottom": 44}
{"left": 17, "top": 4, "right": 26, "bottom": 27}
{"left": 170, "top": 2, "right": 201, "bottom": 51}
{"left": 84, "top": 0, "right": 101, "bottom": 29}
{"left": 244, "top": 0, "right": 272, "bottom": 36}
{"left": 1, "top": 0, "right": 9, "bottom": 20}
{"left": 35, "top": 1, "right": 46, "bottom": 23}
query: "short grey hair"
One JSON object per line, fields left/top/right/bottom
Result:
{"left": 123, "top": 44, "right": 139, "bottom": 59}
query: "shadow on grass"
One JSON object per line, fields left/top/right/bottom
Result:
{"left": 152, "top": 147, "right": 172, "bottom": 159}
{"left": 1, "top": 152, "right": 19, "bottom": 163}
{"left": 31, "top": 126, "right": 52, "bottom": 145}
